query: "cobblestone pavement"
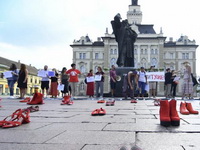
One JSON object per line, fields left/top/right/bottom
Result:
{"left": 0, "top": 96, "right": 200, "bottom": 150}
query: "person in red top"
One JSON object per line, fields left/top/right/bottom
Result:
{"left": 66, "top": 63, "right": 81, "bottom": 98}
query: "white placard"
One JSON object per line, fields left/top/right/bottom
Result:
{"left": 146, "top": 72, "right": 165, "bottom": 82}
{"left": 86, "top": 76, "right": 95, "bottom": 83}
{"left": 3, "top": 71, "right": 13, "bottom": 78}
{"left": 94, "top": 75, "right": 102, "bottom": 81}
{"left": 57, "top": 84, "right": 65, "bottom": 91}
{"left": 37, "top": 70, "right": 47, "bottom": 77}
{"left": 173, "top": 76, "right": 180, "bottom": 81}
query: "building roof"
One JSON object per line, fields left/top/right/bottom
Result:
{"left": 136, "top": 24, "right": 156, "bottom": 34}
{"left": 92, "top": 41, "right": 104, "bottom": 46}
{"left": 0, "top": 56, "right": 38, "bottom": 75}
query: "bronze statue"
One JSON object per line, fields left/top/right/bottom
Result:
{"left": 111, "top": 13, "right": 137, "bottom": 67}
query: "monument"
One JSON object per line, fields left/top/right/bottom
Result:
{"left": 111, "top": 13, "right": 137, "bottom": 97}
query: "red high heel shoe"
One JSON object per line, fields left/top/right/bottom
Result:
{"left": 20, "top": 97, "right": 31, "bottom": 103}
{"left": 2, "top": 109, "right": 30, "bottom": 128}
{"left": 0, "top": 109, "right": 22, "bottom": 127}
{"left": 27, "top": 93, "right": 44, "bottom": 105}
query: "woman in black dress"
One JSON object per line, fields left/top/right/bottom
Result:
{"left": 17, "top": 64, "right": 28, "bottom": 99}
{"left": 60, "top": 67, "right": 69, "bottom": 97}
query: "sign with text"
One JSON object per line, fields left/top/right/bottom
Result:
{"left": 146, "top": 72, "right": 165, "bottom": 82}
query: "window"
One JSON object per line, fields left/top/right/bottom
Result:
{"left": 151, "top": 49, "right": 154, "bottom": 54}
{"left": 134, "top": 49, "right": 137, "bottom": 54}
{"left": 110, "top": 58, "right": 116, "bottom": 66}
{"left": 110, "top": 49, "right": 113, "bottom": 54}
{"left": 182, "top": 53, "right": 189, "bottom": 59}
{"left": 155, "top": 49, "right": 158, "bottom": 54}
{"left": 95, "top": 53, "right": 99, "bottom": 59}
{"left": 145, "top": 49, "right": 147, "bottom": 54}
{"left": 151, "top": 58, "right": 157, "bottom": 67}
{"left": 114, "top": 49, "right": 117, "bottom": 55}
{"left": 80, "top": 65, "right": 86, "bottom": 73}
{"left": 79, "top": 53, "right": 86, "bottom": 59}
{"left": 141, "top": 49, "right": 144, "bottom": 54}
{"left": 170, "top": 53, "right": 174, "bottom": 59}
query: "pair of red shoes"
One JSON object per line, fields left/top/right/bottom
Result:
{"left": 180, "top": 102, "right": 199, "bottom": 115}
{"left": 106, "top": 99, "right": 115, "bottom": 106}
{"left": 97, "top": 100, "right": 105, "bottom": 103}
{"left": 61, "top": 96, "right": 73, "bottom": 105}
{"left": 91, "top": 108, "right": 106, "bottom": 116}
{"left": 131, "top": 99, "right": 137, "bottom": 103}
{"left": 27, "top": 93, "right": 44, "bottom": 105}
{"left": 0, "top": 109, "right": 30, "bottom": 128}
{"left": 160, "top": 99, "right": 180, "bottom": 127}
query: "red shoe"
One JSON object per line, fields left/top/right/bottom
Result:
{"left": 0, "top": 109, "right": 22, "bottom": 127}
{"left": 98, "top": 108, "right": 106, "bottom": 115}
{"left": 169, "top": 100, "right": 180, "bottom": 126}
{"left": 27, "top": 93, "right": 44, "bottom": 105}
{"left": 97, "top": 100, "right": 105, "bottom": 103}
{"left": 23, "top": 106, "right": 39, "bottom": 112}
{"left": 159, "top": 100, "right": 171, "bottom": 127}
{"left": 131, "top": 100, "right": 137, "bottom": 103}
{"left": 180, "top": 102, "right": 190, "bottom": 115}
{"left": 62, "top": 96, "right": 71, "bottom": 102}
{"left": 1, "top": 109, "right": 30, "bottom": 128}
{"left": 186, "top": 102, "right": 199, "bottom": 114}
{"left": 106, "top": 100, "right": 115, "bottom": 106}
{"left": 20, "top": 97, "right": 31, "bottom": 103}
{"left": 91, "top": 109, "right": 100, "bottom": 116}
{"left": 61, "top": 96, "right": 71, "bottom": 105}
{"left": 67, "top": 101, "right": 74, "bottom": 105}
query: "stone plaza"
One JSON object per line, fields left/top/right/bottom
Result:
{"left": 0, "top": 96, "right": 200, "bottom": 150}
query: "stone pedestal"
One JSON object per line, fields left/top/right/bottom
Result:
{"left": 115, "top": 67, "right": 135, "bottom": 97}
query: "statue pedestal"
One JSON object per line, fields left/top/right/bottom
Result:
{"left": 115, "top": 67, "right": 135, "bottom": 97}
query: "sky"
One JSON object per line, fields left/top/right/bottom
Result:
{"left": 0, "top": 0, "right": 200, "bottom": 74}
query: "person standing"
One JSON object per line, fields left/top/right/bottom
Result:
{"left": 170, "top": 70, "right": 178, "bottom": 98}
{"left": 123, "top": 70, "right": 138, "bottom": 99}
{"left": 50, "top": 68, "right": 59, "bottom": 98}
{"left": 95, "top": 66, "right": 105, "bottom": 99}
{"left": 164, "top": 68, "right": 172, "bottom": 99}
{"left": 60, "top": 67, "right": 69, "bottom": 97}
{"left": 191, "top": 73, "right": 198, "bottom": 99}
{"left": 181, "top": 62, "right": 193, "bottom": 100}
{"left": 7, "top": 63, "right": 18, "bottom": 98}
{"left": 66, "top": 63, "right": 81, "bottom": 99}
{"left": 138, "top": 67, "right": 147, "bottom": 100}
{"left": 41, "top": 65, "right": 50, "bottom": 98}
{"left": 86, "top": 69, "right": 94, "bottom": 99}
{"left": 17, "top": 64, "right": 28, "bottom": 99}
{"left": 110, "top": 65, "right": 117, "bottom": 97}
{"left": 148, "top": 66, "right": 157, "bottom": 98}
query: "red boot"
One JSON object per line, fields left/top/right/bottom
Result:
{"left": 159, "top": 100, "right": 171, "bottom": 127}
{"left": 61, "top": 96, "right": 71, "bottom": 105}
{"left": 180, "top": 102, "right": 189, "bottom": 115}
{"left": 27, "top": 93, "right": 44, "bottom": 105}
{"left": 186, "top": 102, "right": 199, "bottom": 114}
{"left": 169, "top": 100, "right": 180, "bottom": 126}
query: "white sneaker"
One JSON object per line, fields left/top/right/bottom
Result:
{"left": 9, "top": 96, "right": 15, "bottom": 99}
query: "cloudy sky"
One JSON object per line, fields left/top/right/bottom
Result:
{"left": 0, "top": 0, "right": 200, "bottom": 74}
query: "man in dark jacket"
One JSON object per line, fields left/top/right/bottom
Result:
{"left": 165, "top": 68, "right": 172, "bottom": 98}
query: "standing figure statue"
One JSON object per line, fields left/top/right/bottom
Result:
{"left": 132, "top": 0, "right": 138, "bottom": 5}
{"left": 111, "top": 13, "right": 137, "bottom": 67}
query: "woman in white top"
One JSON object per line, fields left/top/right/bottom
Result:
{"left": 138, "top": 67, "right": 147, "bottom": 99}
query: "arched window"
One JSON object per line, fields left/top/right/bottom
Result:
{"left": 80, "top": 65, "right": 86, "bottom": 73}
{"left": 151, "top": 58, "right": 157, "bottom": 67}
{"left": 110, "top": 58, "right": 116, "bottom": 66}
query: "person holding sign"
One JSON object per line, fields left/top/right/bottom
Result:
{"left": 66, "top": 63, "right": 81, "bottom": 99}
{"left": 148, "top": 66, "right": 157, "bottom": 98}
{"left": 86, "top": 69, "right": 94, "bottom": 99}
{"left": 171, "top": 70, "right": 178, "bottom": 98}
{"left": 110, "top": 65, "right": 117, "bottom": 98}
{"left": 165, "top": 68, "right": 172, "bottom": 98}
{"left": 6, "top": 64, "right": 18, "bottom": 98}
{"left": 138, "top": 67, "right": 147, "bottom": 100}
{"left": 60, "top": 67, "right": 69, "bottom": 97}
{"left": 40, "top": 65, "right": 50, "bottom": 98}
{"left": 17, "top": 64, "right": 28, "bottom": 99}
{"left": 95, "top": 66, "right": 105, "bottom": 99}
{"left": 49, "top": 68, "right": 59, "bottom": 98}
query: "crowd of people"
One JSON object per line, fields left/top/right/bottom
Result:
{"left": 3, "top": 62, "right": 200, "bottom": 101}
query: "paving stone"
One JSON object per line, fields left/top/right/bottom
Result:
{"left": 46, "top": 131, "right": 135, "bottom": 145}
{"left": 0, "top": 143, "right": 83, "bottom": 150}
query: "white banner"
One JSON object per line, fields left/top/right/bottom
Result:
{"left": 3, "top": 71, "right": 13, "bottom": 78}
{"left": 146, "top": 72, "right": 165, "bottom": 82}
{"left": 94, "top": 75, "right": 102, "bottom": 81}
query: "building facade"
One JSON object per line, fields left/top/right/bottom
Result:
{"left": 70, "top": 0, "right": 198, "bottom": 96}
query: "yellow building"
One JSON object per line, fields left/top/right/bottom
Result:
{"left": 0, "top": 56, "right": 41, "bottom": 96}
